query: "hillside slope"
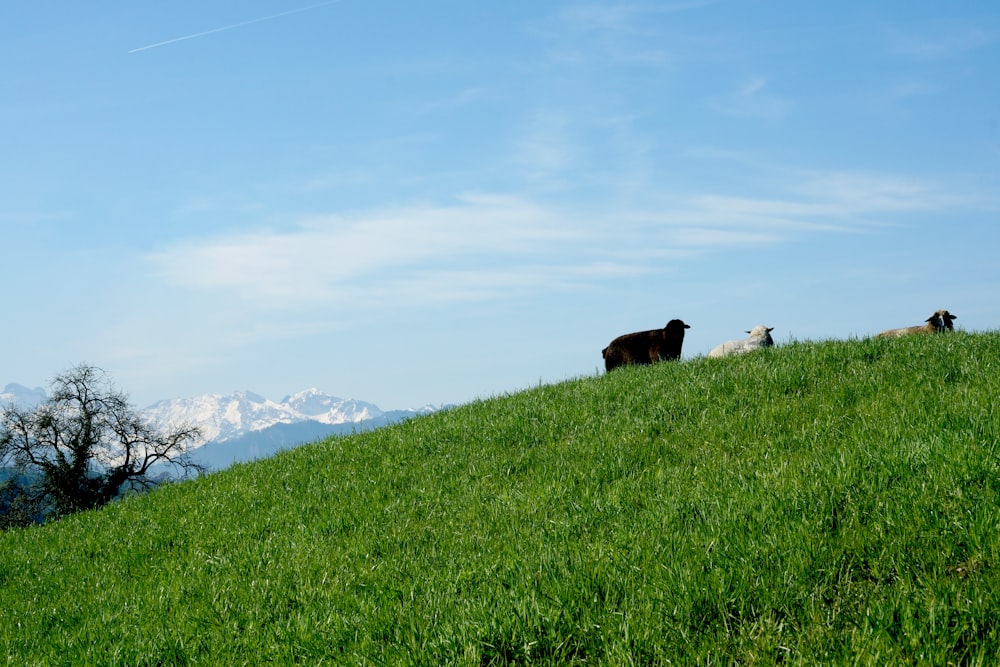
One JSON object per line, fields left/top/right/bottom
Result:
{"left": 2, "top": 332, "right": 1000, "bottom": 665}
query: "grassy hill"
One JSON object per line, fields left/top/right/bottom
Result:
{"left": 2, "top": 332, "right": 1000, "bottom": 665}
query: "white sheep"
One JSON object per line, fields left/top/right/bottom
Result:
{"left": 708, "top": 325, "right": 775, "bottom": 358}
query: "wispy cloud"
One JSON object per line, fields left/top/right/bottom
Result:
{"left": 149, "top": 194, "right": 581, "bottom": 309}
{"left": 883, "top": 79, "right": 946, "bottom": 103}
{"left": 555, "top": 1, "right": 717, "bottom": 33}
{"left": 533, "top": 1, "right": 716, "bottom": 68}
{"left": 148, "top": 169, "right": 966, "bottom": 314}
{"left": 709, "top": 77, "right": 791, "bottom": 119}
{"left": 513, "top": 111, "right": 578, "bottom": 188}
{"left": 793, "top": 170, "right": 972, "bottom": 213}
{"left": 129, "top": 1, "right": 342, "bottom": 53}
{"left": 890, "top": 26, "right": 999, "bottom": 60}
{"left": 403, "top": 87, "right": 497, "bottom": 115}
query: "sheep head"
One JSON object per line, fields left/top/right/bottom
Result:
{"left": 745, "top": 325, "right": 775, "bottom": 346}
{"left": 926, "top": 310, "right": 957, "bottom": 332}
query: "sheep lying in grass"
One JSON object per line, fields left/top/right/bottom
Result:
{"left": 708, "top": 325, "right": 775, "bottom": 358}
{"left": 877, "top": 309, "right": 957, "bottom": 338}
{"left": 602, "top": 319, "right": 690, "bottom": 371}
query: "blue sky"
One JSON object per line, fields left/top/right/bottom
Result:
{"left": 4, "top": 1, "right": 999, "bottom": 410}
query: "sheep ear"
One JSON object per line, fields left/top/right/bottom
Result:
{"left": 745, "top": 330, "right": 751, "bottom": 334}
{"left": 767, "top": 327, "right": 774, "bottom": 332}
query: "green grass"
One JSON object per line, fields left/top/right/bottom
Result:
{"left": 3, "top": 332, "right": 1000, "bottom": 665}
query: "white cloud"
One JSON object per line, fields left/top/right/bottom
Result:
{"left": 532, "top": 1, "right": 713, "bottom": 69}
{"left": 709, "top": 76, "right": 791, "bottom": 119}
{"left": 793, "top": 171, "right": 970, "bottom": 213}
{"left": 555, "top": 1, "right": 716, "bottom": 34}
{"left": 884, "top": 79, "right": 946, "bottom": 102}
{"left": 890, "top": 27, "right": 999, "bottom": 59}
{"left": 148, "top": 167, "right": 969, "bottom": 315}
{"left": 513, "top": 110, "right": 578, "bottom": 187}
{"left": 405, "top": 87, "right": 497, "bottom": 114}
{"left": 149, "top": 194, "right": 580, "bottom": 309}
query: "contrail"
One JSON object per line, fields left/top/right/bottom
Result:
{"left": 129, "top": 0, "right": 341, "bottom": 53}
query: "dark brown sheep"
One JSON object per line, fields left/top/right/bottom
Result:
{"left": 877, "top": 309, "right": 957, "bottom": 338}
{"left": 602, "top": 319, "right": 690, "bottom": 371}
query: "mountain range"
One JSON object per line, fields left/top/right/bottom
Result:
{"left": 1, "top": 383, "right": 439, "bottom": 471}
{"left": 0, "top": 383, "right": 46, "bottom": 409}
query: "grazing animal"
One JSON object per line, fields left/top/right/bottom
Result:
{"left": 708, "top": 325, "right": 775, "bottom": 358}
{"left": 877, "top": 309, "right": 957, "bottom": 338}
{"left": 602, "top": 319, "right": 690, "bottom": 371}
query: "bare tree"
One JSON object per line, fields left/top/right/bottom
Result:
{"left": 0, "top": 364, "right": 203, "bottom": 521}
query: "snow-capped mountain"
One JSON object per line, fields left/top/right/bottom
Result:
{"left": 282, "top": 388, "right": 384, "bottom": 424}
{"left": 144, "top": 388, "right": 439, "bottom": 470}
{"left": 0, "top": 383, "right": 47, "bottom": 409}
{"left": 143, "top": 388, "right": 396, "bottom": 446}
{"left": 4, "top": 380, "right": 440, "bottom": 471}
